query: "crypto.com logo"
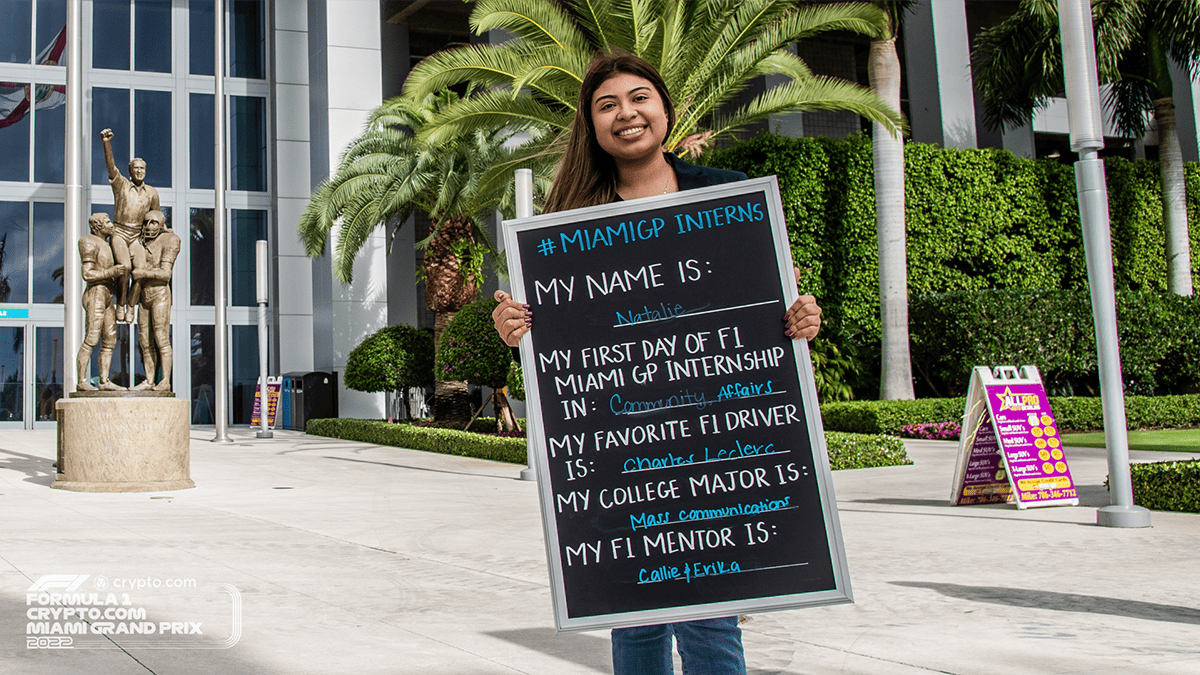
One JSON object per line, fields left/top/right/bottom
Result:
{"left": 25, "top": 575, "right": 241, "bottom": 650}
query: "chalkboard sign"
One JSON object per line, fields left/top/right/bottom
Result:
{"left": 952, "top": 366, "right": 1079, "bottom": 508}
{"left": 504, "top": 177, "right": 851, "bottom": 632}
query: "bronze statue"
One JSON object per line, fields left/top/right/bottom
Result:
{"left": 130, "top": 210, "right": 179, "bottom": 392}
{"left": 101, "top": 128, "right": 160, "bottom": 324}
{"left": 75, "top": 213, "right": 127, "bottom": 392}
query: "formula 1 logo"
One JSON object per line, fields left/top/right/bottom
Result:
{"left": 27, "top": 575, "right": 90, "bottom": 593}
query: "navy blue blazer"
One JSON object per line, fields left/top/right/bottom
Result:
{"left": 665, "top": 152, "right": 748, "bottom": 190}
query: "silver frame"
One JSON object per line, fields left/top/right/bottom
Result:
{"left": 502, "top": 177, "right": 852, "bottom": 632}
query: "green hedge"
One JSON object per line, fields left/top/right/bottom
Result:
{"left": 1127, "top": 460, "right": 1200, "bottom": 513}
{"left": 821, "top": 398, "right": 967, "bottom": 436}
{"left": 306, "top": 418, "right": 528, "bottom": 464}
{"left": 706, "top": 135, "right": 1200, "bottom": 344}
{"left": 306, "top": 419, "right": 912, "bottom": 470}
{"left": 821, "top": 393, "right": 1200, "bottom": 435}
{"left": 705, "top": 135, "right": 1200, "bottom": 396}
{"left": 909, "top": 289, "right": 1200, "bottom": 396}
{"left": 825, "top": 431, "right": 912, "bottom": 470}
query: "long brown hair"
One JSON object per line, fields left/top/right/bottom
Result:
{"left": 542, "top": 51, "right": 676, "bottom": 214}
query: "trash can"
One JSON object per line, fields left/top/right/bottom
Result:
{"left": 279, "top": 374, "right": 296, "bottom": 430}
{"left": 284, "top": 371, "right": 338, "bottom": 431}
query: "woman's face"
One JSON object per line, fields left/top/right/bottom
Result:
{"left": 590, "top": 72, "right": 669, "bottom": 163}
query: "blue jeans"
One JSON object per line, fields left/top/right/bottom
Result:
{"left": 611, "top": 616, "right": 746, "bottom": 675}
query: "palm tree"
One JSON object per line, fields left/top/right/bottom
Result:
{"left": 299, "top": 92, "right": 517, "bottom": 421}
{"left": 869, "top": 1, "right": 914, "bottom": 400}
{"left": 973, "top": 0, "right": 1200, "bottom": 295}
{"left": 402, "top": 0, "right": 904, "bottom": 188}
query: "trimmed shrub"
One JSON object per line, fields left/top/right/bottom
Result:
{"left": 307, "top": 420, "right": 913, "bottom": 470}
{"left": 1126, "top": 460, "right": 1200, "bottom": 513}
{"left": 344, "top": 325, "right": 434, "bottom": 394}
{"left": 436, "top": 298, "right": 519, "bottom": 429}
{"left": 821, "top": 393, "right": 1200, "bottom": 434}
{"left": 507, "top": 361, "right": 525, "bottom": 401}
{"left": 306, "top": 418, "right": 527, "bottom": 464}
{"left": 704, "top": 134, "right": 1200, "bottom": 397}
{"left": 825, "top": 431, "right": 912, "bottom": 470}
{"left": 821, "top": 398, "right": 967, "bottom": 436}
{"left": 436, "top": 299, "right": 512, "bottom": 388}
{"left": 909, "top": 289, "right": 1200, "bottom": 397}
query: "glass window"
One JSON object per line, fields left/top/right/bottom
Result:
{"left": 0, "top": 202, "right": 29, "bottom": 304}
{"left": 32, "top": 202, "right": 63, "bottom": 304}
{"left": 0, "top": 84, "right": 31, "bottom": 182}
{"left": 191, "top": 324, "right": 214, "bottom": 424}
{"left": 232, "top": 324, "right": 258, "bottom": 424}
{"left": 189, "top": 93, "right": 214, "bottom": 189}
{"left": 230, "top": 95, "right": 266, "bottom": 191}
{"left": 93, "top": 0, "right": 131, "bottom": 70}
{"left": 36, "top": 0, "right": 66, "bottom": 66}
{"left": 189, "top": 0, "right": 214, "bottom": 75}
{"left": 231, "top": 0, "right": 265, "bottom": 79}
{"left": 33, "top": 83, "right": 65, "bottom": 183}
{"left": 231, "top": 210, "right": 266, "bottom": 306}
{"left": 35, "top": 326, "right": 63, "bottom": 421}
{"left": 133, "top": 89, "right": 171, "bottom": 188}
{"left": 134, "top": 0, "right": 170, "bottom": 72}
{"left": 190, "top": 208, "right": 214, "bottom": 305}
{"left": 0, "top": 326, "right": 24, "bottom": 422}
{"left": 92, "top": 87, "right": 130, "bottom": 186}
{"left": 0, "top": 1, "right": 32, "bottom": 64}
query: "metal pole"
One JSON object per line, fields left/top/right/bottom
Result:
{"left": 63, "top": 0, "right": 84, "bottom": 394}
{"left": 1057, "top": 0, "right": 1149, "bottom": 527}
{"left": 212, "top": 0, "right": 232, "bottom": 442}
{"left": 515, "top": 169, "right": 537, "bottom": 482}
{"left": 255, "top": 240, "right": 272, "bottom": 438}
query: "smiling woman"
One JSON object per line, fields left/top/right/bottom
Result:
{"left": 543, "top": 53, "right": 680, "bottom": 213}
{"left": 490, "top": 50, "right": 824, "bottom": 675}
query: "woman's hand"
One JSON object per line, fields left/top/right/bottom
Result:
{"left": 492, "top": 290, "right": 531, "bottom": 347}
{"left": 785, "top": 266, "right": 821, "bottom": 341}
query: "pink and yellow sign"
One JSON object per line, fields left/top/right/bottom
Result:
{"left": 252, "top": 379, "right": 282, "bottom": 428}
{"left": 983, "top": 383, "right": 1077, "bottom": 506}
{"left": 954, "top": 415, "right": 1012, "bottom": 505}
{"left": 951, "top": 366, "right": 1079, "bottom": 509}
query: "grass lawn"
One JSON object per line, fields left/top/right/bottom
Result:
{"left": 1060, "top": 428, "right": 1200, "bottom": 453}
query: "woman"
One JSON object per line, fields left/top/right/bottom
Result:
{"left": 492, "top": 51, "right": 822, "bottom": 675}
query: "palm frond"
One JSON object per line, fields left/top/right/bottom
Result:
{"left": 403, "top": 42, "right": 545, "bottom": 100}
{"left": 508, "top": 49, "right": 592, "bottom": 103}
{"left": 1155, "top": 0, "right": 1200, "bottom": 73}
{"left": 472, "top": 0, "right": 593, "bottom": 53}
{"left": 971, "top": 1, "right": 1064, "bottom": 131}
{"left": 418, "top": 91, "right": 573, "bottom": 146}
{"left": 751, "top": 51, "right": 814, "bottom": 81}
{"left": 699, "top": 77, "right": 904, "bottom": 145}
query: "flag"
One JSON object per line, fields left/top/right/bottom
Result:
{"left": 0, "top": 26, "right": 67, "bottom": 129}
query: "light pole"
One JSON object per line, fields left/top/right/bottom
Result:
{"left": 516, "top": 169, "right": 537, "bottom": 482}
{"left": 63, "top": 0, "right": 84, "bottom": 395}
{"left": 1056, "top": 0, "right": 1150, "bottom": 528}
{"left": 212, "top": 0, "right": 232, "bottom": 442}
{"left": 255, "top": 240, "right": 272, "bottom": 438}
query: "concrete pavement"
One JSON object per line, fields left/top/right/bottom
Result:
{"left": 1, "top": 427, "right": 1197, "bottom": 674}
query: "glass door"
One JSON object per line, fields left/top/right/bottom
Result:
{"left": 0, "top": 323, "right": 67, "bottom": 429}
{"left": 32, "top": 325, "right": 63, "bottom": 428}
{"left": 0, "top": 325, "right": 24, "bottom": 427}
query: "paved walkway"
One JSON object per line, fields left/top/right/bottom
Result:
{"left": 1, "top": 427, "right": 1196, "bottom": 674}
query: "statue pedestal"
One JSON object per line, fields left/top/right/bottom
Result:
{"left": 52, "top": 395, "right": 194, "bottom": 492}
